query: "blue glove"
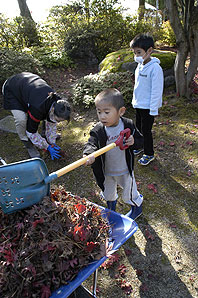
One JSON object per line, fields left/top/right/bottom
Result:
{"left": 47, "top": 144, "right": 61, "bottom": 160}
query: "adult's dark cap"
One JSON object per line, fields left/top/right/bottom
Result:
{"left": 54, "top": 98, "right": 71, "bottom": 121}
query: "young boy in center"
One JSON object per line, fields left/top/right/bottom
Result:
{"left": 130, "top": 33, "right": 164, "bottom": 165}
{"left": 83, "top": 88, "right": 144, "bottom": 220}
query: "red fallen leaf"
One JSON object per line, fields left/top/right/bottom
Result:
{"left": 145, "top": 228, "right": 155, "bottom": 241}
{"left": 91, "top": 286, "right": 100, "bottom": 294}
{"left": 153, "top": 165, "right": 158, "bottom": 171}
{"left": 119, "top": 280, "right": 133, "bottom": 295}
{"left": 169, "top": 223, "right": 177, "bottom": 228}
{"left": 91, "top": 205, "right": 101, "bottom": 217}
{"left": 90, "top": 191, "right": 96, "bottom": 197}
{"left": 46, "top": 245, "right": 56, "bottom": 251}
{"left": 159, "top": 141, "right": 165, "bottom": 146}
{"left": 169, "top": 142, "right": 175, "bottom": 146}
{"left": 189, "top": 275, "right": 195, "bottom": 282}
{"left": 15, "top": 222, "right": 24, "bottom": 230}
{"left": 73, "top": 224, "right": 87, "bottom": 241}
{"left": 187, "top": 170, "right": 192, "bottom": 176}
{"left": 32, "top": 218, "right": 44, "bottom": 228}
{"left": 186, "top": 140, "right": 193, "bottom": 145}
{"left": 136, "top": 181, "right": 141, "bottom": 190}
{"left": 124, "top": 248, "right": 132, "bottom": 256}
{"left": 148, "top": 273, "right": 154, "bottom": 279}
{"left": 3, "top": 248, "right": 16, "bottom": 265}
{"left": 118, "top": 264, "right": 127, "bottom": 277}
{"left": 86, "top": 241, "right": 98, "bottom": 252}
{"left": 147, "top": 184, "right": 158, "bottom": 194}
{"left": 136, "top": 269, "right": 143, "bottom": 276}
{"left": 69, "top": 258, "right": 78, "bottom": 268}
{"left": 140, "top": 283, "right": 149, "bottom": 292}
{"left": 101, "top": 252, "right": 120, "bottom": 269}
{"left": 41, "top": 285, "right": 51, "bottom": 298}
{"left": 22, "top": 264, "right": 37, "bottom": 278}
{"left": 75, "top": 203, "right": 86, "bottom": 213}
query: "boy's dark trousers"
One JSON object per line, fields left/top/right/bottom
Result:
{"left": 135, "top": 108, "right": 154, "bottom": 156}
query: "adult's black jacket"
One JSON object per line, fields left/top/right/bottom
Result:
{"left": 3, "top": 72, "right": 59, "bottom": 133}
{"left": 83, "top": 117, "right": 144, "bottom": 191}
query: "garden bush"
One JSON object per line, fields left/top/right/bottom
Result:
{"left": 24, "top": 46, "right": 74, "bottom": 68}
{"left": 0, "top": 48, "right": 43, "bottom": 86}
{"left": 160, "top": 21, "right": 176, "bottom": 47}
{"left": 72, "top": 71, "right": 134, "bottom": 108}
{"left": 64, "top": 25, "right": 98, "bottom": 63}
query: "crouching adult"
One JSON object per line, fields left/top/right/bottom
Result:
{"left": 2, "top": 72, "right": 71, "bottom": 159}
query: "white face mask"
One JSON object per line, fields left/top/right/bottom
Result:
{"left": 134, "top": 56, "right": 144, "bottom": 64}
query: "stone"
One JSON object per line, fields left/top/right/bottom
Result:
{"left": 164, "top": 75, "right": 175, "bottom": 87}
{"left": 121, "top": 62, "right": 137, "bottom": 74}
{"left": 0, "top": 115, "right": 17, "bottom": 133}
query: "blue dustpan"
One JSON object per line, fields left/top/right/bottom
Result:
{"left": 0, "top": 158, "right": 50, "bottom": 214}
{"left": 50, "top": 206, "right": 138, "bottom": 298}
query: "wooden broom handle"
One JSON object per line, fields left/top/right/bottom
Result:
{"left": 56, "top": 143, "right": 116, "bottom": 178}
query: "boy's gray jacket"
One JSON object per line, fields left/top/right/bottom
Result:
{"left": 83, "top": 117, "right": 143, "bottom": 191}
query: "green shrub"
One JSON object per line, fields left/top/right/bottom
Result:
{"left": 24, "top": 46, "right": 74, "bottom": 68}
{"left": 72, "top": 71, "right": 134, "bottom": 108}
{"left": 0, "top": 15, "right": 41, "bottom": 49}
{"left": 151, "top": 50, "right": 176, "bottom": 70}
{"left": 0, "top": 48, "right": 43, "bottom": 86}
{"left": 160, "top": 21, "right": 176, "bottom": 47}
{"left": 64, "top": 25, "right": 98, "bottom": 61}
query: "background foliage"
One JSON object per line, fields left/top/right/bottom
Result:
{"left": 0, "top": 48, "right": 43, "bottom": 86}
{"left": 0, "top": 0, "right": 176, "bottom": 91}
{"left": 72, "top": 71, "right": 134, "bottom": 107}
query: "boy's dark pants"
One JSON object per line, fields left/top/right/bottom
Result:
{"left": 135, "top": 108, "right": 154, "bottom": 156}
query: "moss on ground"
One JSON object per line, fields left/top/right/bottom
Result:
{"left": 99, "top": 48, "right": 176, "bottom": 73}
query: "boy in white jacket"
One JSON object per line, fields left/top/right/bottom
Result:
{"left": 130, "top": 33, "right": 164, "bottom": 165}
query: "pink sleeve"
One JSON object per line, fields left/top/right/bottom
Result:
{"left": 45, "top": 121, "right": 57, "bottom": 144}
{"left": 26, "top": 131, "right": 49, "bottom": 150}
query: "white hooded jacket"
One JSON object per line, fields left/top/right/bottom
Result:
{"left": 132, "top": 57, "right": 164, "bottom": 116}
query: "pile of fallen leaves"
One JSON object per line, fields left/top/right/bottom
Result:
{"left": 0, "top": 188, "right": 110, "bottom": 298}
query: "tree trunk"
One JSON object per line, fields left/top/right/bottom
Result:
{"left": 186, "top": 9, "right": 198, "bottom": 97}
{"left": 166, "top": 0, "right": 198, "bottom": 99}
{"left": 17, "top": 0, "right": 40, "bottom": 46}
{"left": 174, "top": 47, "right": 188, "bottom": 96}
{"left": 138, "top": 0, "right": 145, "bottom": 20}
{"left": 17, "top": 0, "right": 33, "bottom": 20}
